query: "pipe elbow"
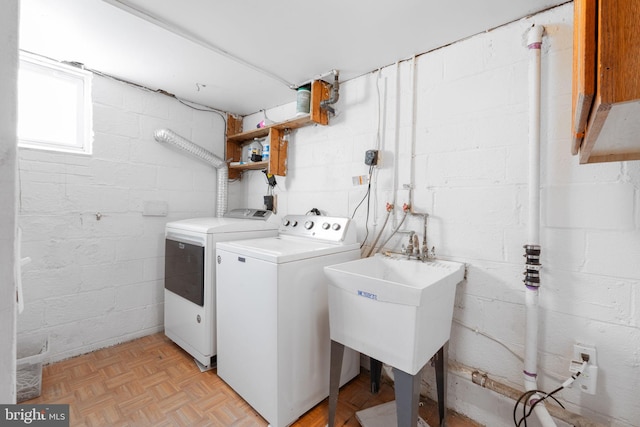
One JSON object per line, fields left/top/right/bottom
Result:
{"left": 320, "top": 71, "right": 340, "bottom": 109}
{"left": 527, "top": 25, "right": 544, "bottom": 47}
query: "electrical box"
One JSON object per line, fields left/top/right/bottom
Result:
{"left": 365, "top": 149, "right": 379, "bottom": 166}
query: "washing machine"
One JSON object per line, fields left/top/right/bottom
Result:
{"left": 216, "top": 214, "right": 361, "bottom": 427}
{"left": 164, "top": 208, "right": 279, "bottom": 369}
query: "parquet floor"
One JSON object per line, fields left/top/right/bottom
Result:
{"left": 23, "top": 333, "right": 481, "bottom": 427}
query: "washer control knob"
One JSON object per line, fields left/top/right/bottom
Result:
{"left": 332, "top": 223, "right": 341, "bottom": 231}
{"left": 291, "top": 220, "right": 298, "bottom": 227}
{"left": 322, "top": 222, "right": 330, "bottom": 230}
{"left": 304, "top": 220, "right": 314, "bottom": 230}
{"left": 283, "top": 219, "right": 290, "bottom": 226}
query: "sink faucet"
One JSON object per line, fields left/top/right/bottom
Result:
{"left": 404, "top": 231, "right": 416, "bottom": 258}
{"left": 420, "top": 213, "right": 430, "bottom": 262}
{"left": 399, "top": 213, "right": 435, "bottom": 261}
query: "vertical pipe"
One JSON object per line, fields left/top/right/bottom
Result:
{"left": 392, "top": 61, "right": 401, "bottom": 228}
{"left": 525, "top": 24, "right": 556, "bottom": 427}
{"left": 408, "top": 55, "right": 418, "bottom": 211}
{"left": 528, "top": 27, "right": 542, "bottom": 246}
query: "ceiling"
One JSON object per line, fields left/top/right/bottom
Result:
{"left": 19, "top": 0, "right": 568, "bottom": 116}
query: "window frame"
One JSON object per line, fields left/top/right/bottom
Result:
{"left": 17, "top": 52, "right": 93, "bottom": 155}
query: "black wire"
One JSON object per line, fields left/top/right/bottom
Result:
{"left": 350, "top": 165, "right": 374, "bottom": 248}
{"left": 524, "top": 386, "right": 564, "bottom": 421}
{"left": 513, "top": 390, "right": 535, "bottom": 427}
{"left": 513, "top": 388, "right": 566, "bottom": 427}
{"left": 351, "top": 165, "right": 374, "bottom": 219}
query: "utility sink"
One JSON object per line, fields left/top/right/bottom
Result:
{"left": 324, "top": 254, "right": 464, "bottom": 375}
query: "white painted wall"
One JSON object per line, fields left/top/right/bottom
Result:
{"left": 17, "top": 75, "right": 226, "bottom": 363}
{"left": 0, "top": 0, "right": 19, "bottom": 404}
{"left": 241, "top": 5, "right": 639, "bottom": 426}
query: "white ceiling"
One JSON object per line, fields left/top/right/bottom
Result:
{"left": 19, "top": 0, "right": 568, "bottom": 116}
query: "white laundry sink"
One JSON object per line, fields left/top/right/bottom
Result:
{"left": 325, "top": 254, "right": 464, "bottom": 375}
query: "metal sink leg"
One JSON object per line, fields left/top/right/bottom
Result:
{"left": 434, "top": 341, "right": 449, "bottom": 427}
{"left": 328, "top": 340, "right": 344, "bottom": 427}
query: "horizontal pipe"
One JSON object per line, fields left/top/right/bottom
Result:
{"left": 448, "top": 361, "right": 607, "bottom": 427}
{"left": 290, "top": 69, "right": 338, "bottom": 90}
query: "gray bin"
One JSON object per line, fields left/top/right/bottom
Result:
{"left": 16, "top": 335, "right": 49, "bottom": 402}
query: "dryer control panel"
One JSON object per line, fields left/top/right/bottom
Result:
{"left": 224, "top": 208, "right": 272, "bottom": 220}
{"left": 279, "top": 215, "right": 357, "bottom": 243}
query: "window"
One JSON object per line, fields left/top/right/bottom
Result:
{"left": 18, "top": 52, "right": 93, "bottom": 155}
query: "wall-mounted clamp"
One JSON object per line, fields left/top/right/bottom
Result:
{"left": 523, "top": 244, "right": 541, "bottom": 288}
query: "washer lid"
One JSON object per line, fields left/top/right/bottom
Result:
{"left": 216, "top": 236, "right": 361, "bottom": 263}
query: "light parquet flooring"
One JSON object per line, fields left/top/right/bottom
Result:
{"left": 23, "top": 333, "right": 481, "bottom": 427}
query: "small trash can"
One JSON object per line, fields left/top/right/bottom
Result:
{"left": 16, "top": 334, "right": 49, "bottom": 402}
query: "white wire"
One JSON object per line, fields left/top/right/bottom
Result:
{"left": 453, "top": 319, "right": 566, "bottom": 383}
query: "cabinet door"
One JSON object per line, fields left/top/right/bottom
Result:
{"left": 571, "top": 0, "right": 596, "bottom": 155}
{"left": 578, "top": 0, "right": 640, "bottom": 163}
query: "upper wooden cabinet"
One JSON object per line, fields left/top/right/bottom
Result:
{"left": 225, "top": 80, "right": 331, "bottom": 178}
{"left": 571, "top": 0, "right": 640, "bottom": 163}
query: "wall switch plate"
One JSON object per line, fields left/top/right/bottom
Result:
{"left": 570, "top": 344, "right": 597, "bottom": 394}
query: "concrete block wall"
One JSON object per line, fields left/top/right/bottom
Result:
{"left": 17, "top": 74, "right": 226, "bottom": 363}
{"left": 241, "top": 4, "right": 639, "bottom": 426}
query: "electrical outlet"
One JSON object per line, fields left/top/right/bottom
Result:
{"left": 569, "top": 344, "right": 598, "bottom": 394}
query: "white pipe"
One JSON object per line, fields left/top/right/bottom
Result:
{"left": 408, "top": 55, "right": 417, "bottom": 211}
{"left": 391, "top": 61, "right": 401, "bottom": 228}
{"left": 525, "top": 24, "right": 556, "bottom": 427}
{"left": 524, "top": 288, "right": 540, "bottom": 388}
{"left": 154, "top": 129, "right": 228, "bottom": 217}
{"left": 528, "top": 25, "right": 543, "bottom": 246}
{"left": 393, "top": 61, "right": 400, "bottom": 207}
{"left": 291, "top": 69, "right": 337, "bottom": 90}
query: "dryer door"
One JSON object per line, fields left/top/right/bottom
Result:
{"left": 165, "top": 238, "right": 204, "bottom": 306}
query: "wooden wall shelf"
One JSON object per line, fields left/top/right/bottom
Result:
{"left": 229, "top": 161, "right": 269, "bottom": 171}
{"left": 225, "top": 80, "right": 332, "bottom": 178}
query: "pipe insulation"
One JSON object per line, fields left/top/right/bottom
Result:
{"left": 524, "top": 24, "right": 556, "bottom": 427}
{"left": 153, "top": 128, "right": 228, "bottom": 217}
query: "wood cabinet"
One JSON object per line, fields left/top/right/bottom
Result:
{"left": 571, "top": 0, "right": 640, "bottom": 163}
{"left": 225, "top": 80, "right": 331, "bottom": 178}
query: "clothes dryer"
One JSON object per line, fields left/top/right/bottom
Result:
{"left": 164, "top": 208, "right": 278, "bottom": 369}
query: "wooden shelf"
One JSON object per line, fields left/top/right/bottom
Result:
{"left": 226, "top": 114, "right": 312, "bottom": 143}
{"left": 226, "top": 80, "right": 332, "bottom": 178}
{"left": 229, "top": 161, "right": 269, "bottom": 171}
{"left": 572, "top": 0, "right": 640, "bottom": 163}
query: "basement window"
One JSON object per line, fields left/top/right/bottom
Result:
{"left": 17, "top": 52, "right": 93, "bottom": 155}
